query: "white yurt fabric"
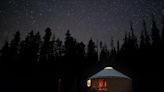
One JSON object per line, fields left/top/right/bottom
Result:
{"left": 88, "top": 67, "right": 132, "bottom": 92}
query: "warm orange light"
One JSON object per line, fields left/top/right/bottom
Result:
{"left": 98, "top": 79, "right": 107, "bottom": 91}
{"left": 104, "top": 81, "right": 107, "bottom": 87}
{"left": 87, "top": 79, "right": 91, "bottom": 87}
{"left": 98, "top": 80, "right": 103, "bottom": 88}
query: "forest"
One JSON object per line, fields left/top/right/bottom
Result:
{"left": 0, "top": 14, "right": 164, "bottom": 92}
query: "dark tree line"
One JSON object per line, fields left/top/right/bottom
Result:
{"left": 0, "top": 27, "right": 107, "bottom": 92}
{"left": 0, "top": 13, "right": 164, "bottom": 92}
{"left": 112, "top": 14, "right": 164, "bottom": 92}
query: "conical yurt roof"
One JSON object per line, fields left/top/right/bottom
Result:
{"left": 89, "top": 67, "right": 130, "bottom": 79}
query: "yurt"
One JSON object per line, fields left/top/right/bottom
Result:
{"left": 87, "top": 67, "right": 132, "bottom": 92}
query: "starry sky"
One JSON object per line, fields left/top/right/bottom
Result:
{"left": 0, "top": 0, "right": 163, "bottom": 48}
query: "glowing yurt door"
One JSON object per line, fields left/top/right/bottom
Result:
{"left": 98, "top": 79, "right": 107, "bottom": 91}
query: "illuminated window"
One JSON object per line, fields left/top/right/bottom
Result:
{"left": 98, "top": 79, "right": 107, "bottom": 91}
{"left": 87, "top": 79, "right": 91, "bottom": 87}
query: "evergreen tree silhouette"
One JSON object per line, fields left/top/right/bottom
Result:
{"left": 55, "top": 38, "right": 63, "bottom": 59}
{"left": 129, "top": 21, "right": 138, "bottom": 50}
{"left": 161, "top": 12, "right": 164, "bottom": 42}
{"left": 161, "top": 12, "right": 164, "bottom": 59}
{"left": 63, "top": 30, "right": 79, "bottom": 92}
{"left": 120, "top": 22, "right": 138, "bottom": 55}
{"left": 110, "top": 37, "right": 114, "bottom": 49}
{"left": 9, "top": 31, "right": 20, "bottom": 64}
{"left": 87, "top": 39, "right": 98, "bottom": 65}
{"left": 76, "top": 42, "right": 85, "bottom": 73}
{"left": 64, "top": 30, "right": 77, "bottom": 58}
{"left": 26, "top": 31, "right": 35, "bottom": 64}
{"left": 140, "top": 19, "right": 150, "bottom": 51}
{"left": 40, "top": 27, "right": 52, "bottom": 65}
{"left": 48, "top": 35, "right": 55, "bottom": 66}
{"left": 64, "top": 30, "right": 77, "bottom": 73}
{"left": 143, "top": 19, "right": 150, "bottom": 49}
{"left": 100, "top": 43, "right": 109, "bottom": 63}
{"left": 18, "top": 31, "right": 41, "bottom": 71}
{"left": 34, "top": 32, "right": 41, "bottom": 63}
{"left": 117, "top": 40, "right": 120, "bottom": 52}
{"left": 1, "top": 41, "right": 10, "bottom": 64}
{"left": 151, "top": 14, "right": 160, "bottom": 47}
{"left": 109, "top": 37, "right": 116, "bottom": 63}
{"left": 76, "top": 42, "right": 85, "bottom": 62}
{"left": 121, "top": 32, "right": 128, "bottom": 52}
{"left": 140, "top": 30, "right": 145, "bottom": 50}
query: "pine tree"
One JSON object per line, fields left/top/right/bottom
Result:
{"left": 64, "top": 30, "right": 77, "bottom": 58}
{"left": 130, "top": 21, "right": 138, "bottom": 50}
{"left": 87, "top": 39, "right": 98, "bottom": 64}
{"left": 140, "top": 31, "right": 145, "bottom": 50}
{"left": 1, "top": 41, "right": 10, "bottom": 63}
{"left": 117, "top": 40, "right": 120, "bottom": 52}
{"left": 151, "top": 14, "right": 160, "bottom": 46}
{"left": 40, "top": 27, "right": 52, "bottom": 64}
{"left": 56, "top": 38, "right": 63, "bottom": 58}
{"left": 140, "top": 19, "right": 150, "bottom": 50}
{"left": 143, "top": 19, "right": 150, "bottom": 48}
{"left": 161, "top": 11, "right": 164, "bottom": 42}
{"left": 9, "top": 31, "right": 20, "bottom": 64}
{"left": 34, "top": 32, "right": 41, "bottom": 63}
{"left": 100, "top": 43, "right": 109, "bottom": 63}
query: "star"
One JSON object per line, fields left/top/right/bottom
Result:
{"left": 39, "top": 13, "right": 42, "bottom": 16}
{"left": 48, "top": 8, "right": 52, "bottom": 12}
{"left": 0, "top": 0, "right": 163, "bottom": 49}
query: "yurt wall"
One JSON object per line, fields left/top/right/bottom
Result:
{"left": 91, "top": 78, "right": 132, "bottom": 92}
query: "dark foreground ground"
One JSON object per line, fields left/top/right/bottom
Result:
{"left": 1, "top": 72, "right": 163, "bottom": 92}
{"left": 0, "top": 73, "right": 57, "bottom": 92}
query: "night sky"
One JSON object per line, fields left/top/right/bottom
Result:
{"left": 0, "top": 0, "right": 163, "bottom": 48}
